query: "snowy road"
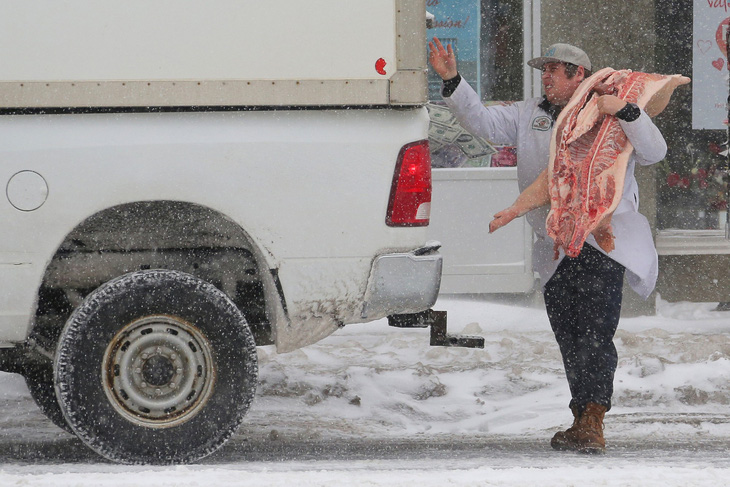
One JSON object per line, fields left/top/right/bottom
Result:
{"left": 0, "top": 428, "right": 728, "bottom": 486}
{"left": 2, "top": 424, "right": 728, "bottom": 466}
{"left": 1, "top": 296, "right": 730, "bottom": 485}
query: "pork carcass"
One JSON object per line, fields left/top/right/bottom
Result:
{"left": 546, "top": 68, "right": 690, "bottom": 257}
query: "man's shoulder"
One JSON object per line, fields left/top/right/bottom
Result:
{"left": 484, "top": 97, "right": 552, "bottom": 131}
{"left": 483, "top": 97, "right": 543, "bottom": 116}
{"left": 521, "top": 97, "right": 545, "bottom": 109}
{"left": 515, "top": 97, "right": 550, "bottom": 116}
{"left": 494, "top": 97, "right": 544, "bottom": 115}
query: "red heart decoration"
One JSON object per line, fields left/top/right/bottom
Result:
{"left": 712, "top": 58, "right": 725, "bottom": 70}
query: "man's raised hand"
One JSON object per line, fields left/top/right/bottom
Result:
{"left": 428, "top": 37, "right": 458, "bottom": 80}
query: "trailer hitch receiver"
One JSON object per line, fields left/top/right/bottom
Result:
{"left": 388, "top": 309, "right": 484, "bottom": 348}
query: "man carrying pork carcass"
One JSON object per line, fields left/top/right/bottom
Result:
{"left": 428, "top": 38, "right": 684, "bottom": 454}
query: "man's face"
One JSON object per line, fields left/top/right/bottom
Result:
{"left": 541, "top": 62, "right": 584, "bottom": 106}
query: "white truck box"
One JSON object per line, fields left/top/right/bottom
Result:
{"left": 0, "top": 0, "right": 441, "bottom": 464}
{"left": 0, "top": 0, "right": 426, "bottom": 108}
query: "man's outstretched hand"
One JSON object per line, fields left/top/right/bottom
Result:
{"left": 489, "top": 169, "right": 551, "bottom": 233}
{"left": 428, "top": 37, "right": 458, "bottom": 81}
{"left": 489, "top": 206, "right": 521, "bottom": 233}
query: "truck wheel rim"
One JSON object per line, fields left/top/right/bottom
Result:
{"left": 102, "top": 315, "right": 216, "bottom": 427}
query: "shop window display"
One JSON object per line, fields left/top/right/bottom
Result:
{"left": 656, "top": 1, "right": 730, "bottom": 231}
{"left": 426, "top": 0, "right": 523, "bottom": 169}
{"left": 657, "top": 140, "right": 729, "bottom": 230}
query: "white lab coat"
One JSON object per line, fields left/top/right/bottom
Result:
{"left": 443, "top": 80, "right": 667, "bottom": 298}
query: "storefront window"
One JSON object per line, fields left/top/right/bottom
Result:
{"left": 655, "top": 1, "right": 729, "bottom": 231}
{"left": 427, "top": 0, "right": 524, "bottom": 169}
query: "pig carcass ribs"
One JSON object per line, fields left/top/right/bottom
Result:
{"left": 546, "top": 68, "right": 690, "bottom": 258}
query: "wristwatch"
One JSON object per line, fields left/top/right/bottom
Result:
{"left": 441, "top": 73, "right": 462, "bottom": 98}
{"left": 615, "top": 102, "right": 641, "bottom": 122}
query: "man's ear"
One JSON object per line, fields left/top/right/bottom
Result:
{"left": 577, "top": 65, "right": 586, "bottom": 82}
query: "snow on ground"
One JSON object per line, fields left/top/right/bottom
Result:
{"left": 250, "top": 294, "right": 730, "bottom": 441}
{"left": 1, "top": 295, "right": 730, "bottom": 485}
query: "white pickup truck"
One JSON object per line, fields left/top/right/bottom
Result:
{"left": 0, "top": 0, "right": 444, "bottom": 464}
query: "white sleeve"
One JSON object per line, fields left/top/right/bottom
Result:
{"left": 442, "top": 79, "right": 520, "bottom": 146}
{"left": 619, "top": 110, "right": 667, "bottom": 166}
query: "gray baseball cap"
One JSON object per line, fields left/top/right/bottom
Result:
{"left": 527, "top": 43, "right": 592, "bottom": 71}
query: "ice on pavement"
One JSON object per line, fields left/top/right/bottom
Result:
{"left": 1, "top": 295, "right": 729, "bottom": 486}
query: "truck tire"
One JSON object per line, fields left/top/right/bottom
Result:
{"left": 54, "top": 269, "right": 258, "bottom": 464}
{"left": 23, "top": 362, "right": 74, "bottom": 434}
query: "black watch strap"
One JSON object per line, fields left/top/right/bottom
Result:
{"left": 441, "top": 73, "right": 462, "bottom": 98}
{"left": 615, "top": 102, "right": 641, "bottom": 122}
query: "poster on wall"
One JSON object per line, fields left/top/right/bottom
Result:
{"left": 693, "top": 1, "right": 730, "bottom": 130}
{"left": 427, "top": 0, "right": 481, "bottom": 95}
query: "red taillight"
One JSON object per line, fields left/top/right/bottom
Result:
{"left": 386, "top": 140, "right": 432, "bottom": 227}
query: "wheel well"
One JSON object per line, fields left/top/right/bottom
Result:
{"left": 33, "top": 201, "right": 273, "bottom": 352}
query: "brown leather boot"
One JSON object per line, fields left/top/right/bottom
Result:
{"left": 575, "top": 402, "right": 607, "bottom": 454}
{"left": 550, "top": 405, "right": 581, "bottom": 451}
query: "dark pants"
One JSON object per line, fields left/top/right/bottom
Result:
{"left": 543, "top": 244, "right": 625, "bottom": 413}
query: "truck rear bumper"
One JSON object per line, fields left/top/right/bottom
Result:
{"left": 361, "top": 242, "right": 442, "bottom": 320}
